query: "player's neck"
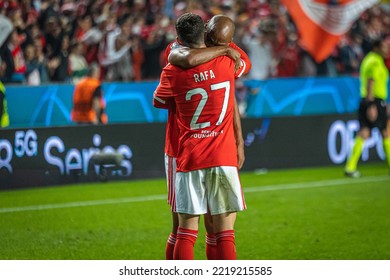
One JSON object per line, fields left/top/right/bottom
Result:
{"left": 185, "top": 41, "right": 206, "bottom": 49}
{"left": 195, "top": 43, "right": 207, "bottom": 48}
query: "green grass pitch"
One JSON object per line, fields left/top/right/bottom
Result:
{"left": 0, "top": 163, "right": 389, "bottom": 260}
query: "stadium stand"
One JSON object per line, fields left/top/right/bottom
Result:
{"left": 0, "top": 0, "right": 389, "bottom": 85}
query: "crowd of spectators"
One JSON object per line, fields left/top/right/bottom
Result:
{"left": 0, "top": 0, "right": 390, "bottom": 86}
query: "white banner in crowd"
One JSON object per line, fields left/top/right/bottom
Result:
{"left": 0, "top": 15, "right": 13, "bottom": 47}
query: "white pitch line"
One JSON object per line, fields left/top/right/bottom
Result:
{"left": 0, "top": 176, "right": 388, "bottom": 214}
{"left": 244, "top": 175, "right": 390, "bottom": 193}
{"left": 0, "top": 195, "right": 166, "bottom": 214}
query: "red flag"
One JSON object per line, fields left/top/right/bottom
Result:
{"left": 281, "top": 0, "right": 380, "bottom": 62}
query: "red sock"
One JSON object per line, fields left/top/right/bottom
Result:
{"left": 216, "top": 230, "right": 236, "bottom": 260}
{"left": 173, "top": 227, "right": 198, "bottom": 260}
{"left": 206, "top": 233, "right": 217, "bottom": 260}
{"left": 165, "top": 233, "right": 176, "bottom": 260}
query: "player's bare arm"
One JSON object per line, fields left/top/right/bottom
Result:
{"left": 233, "top": 99, "right": 245, "bottom": 169}
{"left": 366, "top": 78, "right": 374, "bottom": 101}
{"left": 91, "top": 97, "right": 101, "bottom": 124}
{"left": 168, "top": 45, "right": 241, "bottom": 70}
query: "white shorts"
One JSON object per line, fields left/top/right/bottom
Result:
{"left": 164, "top": 154, "right": 176, "bottom": 211}
{"left": 175, "top": 166, "right": 246, "bottom": 215}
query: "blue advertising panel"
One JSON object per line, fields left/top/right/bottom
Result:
{"left": 6, "top": 81, "right": 166, "bottom": 128}
{"left": 4, "top": 77, "right": 389, "bottom": 128}
{"left": 244, "top": 77, "right": 362, "bottom": 117}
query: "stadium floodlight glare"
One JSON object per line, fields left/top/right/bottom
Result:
{"left": 90, "top": 152, "right": 124, "bottom": 182}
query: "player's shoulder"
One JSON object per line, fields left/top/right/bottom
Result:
{"left": 162, "top": 62, "right": 185, "bottom": 76}
{"left": 211, "top": 55, "right": 235, "bottom": 68}
{"left": 164, "top": 40, "right": 184, "bottom": 65}
{"left": 165, "top": 41, "right": 181, "bottom": 52}
{"left": 228, "top": 41, "right": 238, "bottom": 48}
{"left": 195, "top": 56, "right": 234, "bottom": 79}
{"left": 171, "top": 41, "right": 181, "bottom": 50}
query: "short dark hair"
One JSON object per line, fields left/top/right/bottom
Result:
{"left": 175, "top": 13, "right": 204, "bottom": 47}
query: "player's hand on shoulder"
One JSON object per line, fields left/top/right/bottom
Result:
{"left": 237, "top": 142, "right": 245, "bottom": 170}
{"left": 226, "top": 47, "right": 241, "bottom": 72}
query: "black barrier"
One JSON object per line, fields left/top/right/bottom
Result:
{"left": 241, "top": 114, "right": 383, "bottom": 171}
{"left": 0, "top": 114, "right": 384, "bottom": 189}
{"left": 0, "top": 123, "right": 166, "bottom": 189}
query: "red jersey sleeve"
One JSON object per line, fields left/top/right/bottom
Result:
{"left": 164, "top": 41, "right": 181, "bottom": 65}
{"left": 229, "top": 41, "right": 252, "bottom": 78}
{"left": 153, "top": 67, "right": 174, "bottom": 109}
{"left": 161, "top": 44, "right": 182, "bottom": 157}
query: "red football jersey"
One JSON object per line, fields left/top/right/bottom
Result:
{"left": 162, "top": 102, "right": 179, "bottom": 157}
{"left": 159, "top": 41, "right": 181, "bottom": 157}
{"left": 154, "top": 55, "right": 237, "bottom": 172}
{"left": 159, "top": 41, "right": 251, "bottom": 159}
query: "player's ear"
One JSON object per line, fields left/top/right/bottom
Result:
{"left": 176, "top": 36, "right": 183, "bottom": 45}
